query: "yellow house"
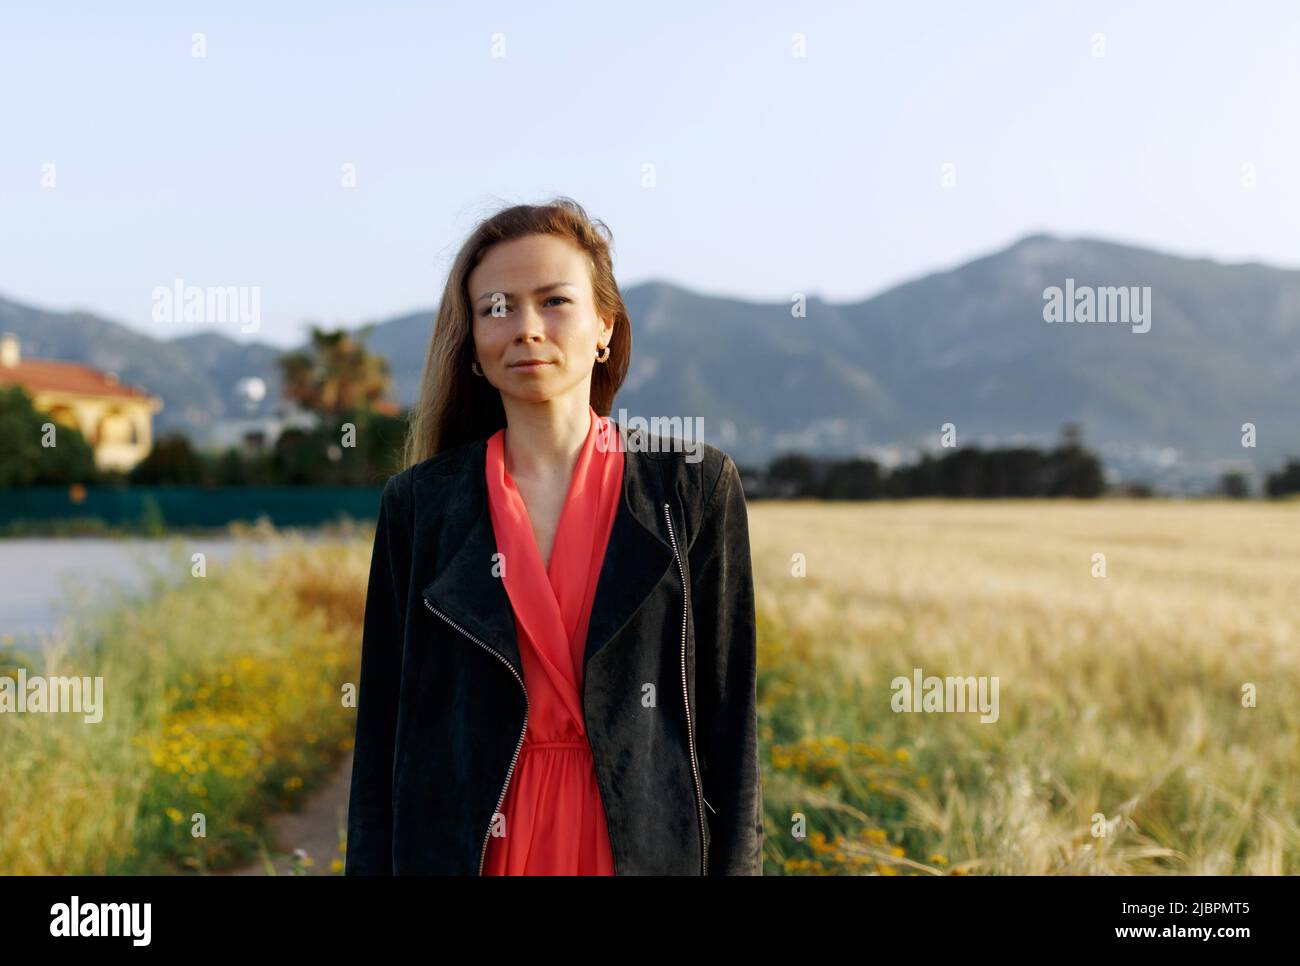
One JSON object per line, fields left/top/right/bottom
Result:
{"left": 0, "top": 332, "right": 164, "bottom": 472}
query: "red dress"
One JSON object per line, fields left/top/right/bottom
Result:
{"left": 481, "top": 405, "right": 623, "bottom": 875}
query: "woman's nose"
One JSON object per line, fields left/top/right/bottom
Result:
{"left": 512, "top": 304, "right": 546, "bottom": 340}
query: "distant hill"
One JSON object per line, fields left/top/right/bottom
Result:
{"left": 3, "top": 233, "right": 1297, "bottom": 490}
{"left": 0, "top": 297, "right": 284, "bottom": 436}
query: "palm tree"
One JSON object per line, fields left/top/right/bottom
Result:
{"left": 278, "top": 325, "right": 394, "bottom": 417}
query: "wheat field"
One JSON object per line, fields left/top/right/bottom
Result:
{"left": 750, "top": 498, "right": 1300, "bottom": 874}
{"left": 3, "top": 501, "right": 1296, "bottom": 875}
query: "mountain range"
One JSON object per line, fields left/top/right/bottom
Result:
{"left": 3, "top": 233, "right": 1297, "bottom": 490}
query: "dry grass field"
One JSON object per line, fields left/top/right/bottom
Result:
{"left": 750, "top": 498, "right": 1300, "bottom": 874}
{"left": 3, "top": 500, "right": 1296, "bottom": 875}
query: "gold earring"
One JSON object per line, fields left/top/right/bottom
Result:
{"left": 471, "top": 361, "right": 484, "bottom": 376}
{"left": 595, "top": 344, "right": 610, "bottom": 363}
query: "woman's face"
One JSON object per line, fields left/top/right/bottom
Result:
{"left": 467, "top": 233, "right": 613, "bottom": 406}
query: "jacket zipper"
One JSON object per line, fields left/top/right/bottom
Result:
{"left": 662, "top": 501, "right": 709, "bottom": 875}
{"left": 422, "top": 596, "right": 528, "bottom": 876}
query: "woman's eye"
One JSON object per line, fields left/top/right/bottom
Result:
{"left": 482, "top": 296, "right": 569, "bottom": 317}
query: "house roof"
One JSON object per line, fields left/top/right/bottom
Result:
{"left": 0, "top": 358, "right": 160, "bottom": 402}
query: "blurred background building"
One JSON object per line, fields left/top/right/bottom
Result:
{"left": 0, "top": 331, "right": 162, "bottom": 471}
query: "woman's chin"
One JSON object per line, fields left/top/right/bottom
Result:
{"left": 500, "top": 385, "right": 557, "bottom": 405}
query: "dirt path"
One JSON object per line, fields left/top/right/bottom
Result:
{"left": 221, "top": 750, "right": 354, "bottom": 876}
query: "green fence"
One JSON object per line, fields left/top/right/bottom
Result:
{"left": 0, "top": 486, "right": 385, "bottom": 528}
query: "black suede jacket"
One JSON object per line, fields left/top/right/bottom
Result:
{"left": 344, "top": 420, "right": 763, "bottom": 875}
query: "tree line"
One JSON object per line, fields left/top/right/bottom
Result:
{"left": 745, "top": 424, "right": 1107, "bottom": 499}
{"left": 741, "top": 424, "right": 1300, "bottom": 500}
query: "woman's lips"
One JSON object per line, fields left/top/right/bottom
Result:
{"left": 510, "top": 361, "right": 551, "bottom": 371}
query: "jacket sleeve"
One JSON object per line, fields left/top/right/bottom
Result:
{"left": 344, "top": 471, "right": 410, "bottom": 875}
{"left": 689, "top": 454, "right": 764, "bottom": 875}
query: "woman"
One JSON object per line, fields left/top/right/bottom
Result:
{"left": 344, "top": 197, "right": 762, "bottom": 875}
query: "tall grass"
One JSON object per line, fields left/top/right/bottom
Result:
{"left": 5, "top": 500, "right": 1297, "bottom": 875}
{"left": 0, "top": 526, "right": 369, "bottom": 874}
{"left": 752, "top": 498, "right": 1300, "bottom": 874}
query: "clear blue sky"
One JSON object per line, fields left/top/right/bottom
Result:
{"left": 2, "top": 1, "right": 1297, "bottom": 348}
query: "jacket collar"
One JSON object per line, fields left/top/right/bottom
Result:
{"left": 420, "top": 421, "right": 676, "bottom": 677}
